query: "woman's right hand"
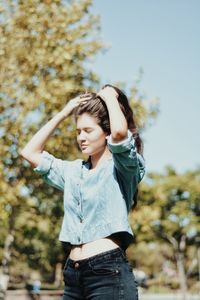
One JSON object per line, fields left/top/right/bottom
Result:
{"left": 61, "top": 94, "right": 92, "bottom": 118}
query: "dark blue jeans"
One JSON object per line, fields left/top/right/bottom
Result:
{"left": 62, "top": 247, "right": 138, "bottom": 299}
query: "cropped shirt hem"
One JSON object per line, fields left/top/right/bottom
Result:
{"left": 58, "top": 222, "right": 134, "bottom": 250}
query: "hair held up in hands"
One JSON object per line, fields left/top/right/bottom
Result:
{"left": 74, "top": 84, "right": 143, "bottom": 156}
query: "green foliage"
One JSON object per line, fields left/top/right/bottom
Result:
{"left": 0, "top": 0, "right": 103, "bottom": 281}
{"left": 128, "top": 167, "right": 200, "bottom": 289}
{"left": 0, "top": 0, "right": 158, "bottom": 285}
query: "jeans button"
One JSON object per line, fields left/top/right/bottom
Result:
{"left": 74, "top": 262, "right": 79, "bottom": 269}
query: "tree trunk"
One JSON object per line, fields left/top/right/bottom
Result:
{"left": 54, "top": 262, "right": 63, "bottom": 288}
{"left": 162, "top": 233, "right": 188, "bottom": 300}
{"left": 198, "top": 247, "right": 200, "bottom": 282}
{"left": 1, "top": 232, "right": 14, "bottom": 275}
{"left": 0, "top": 232, "right": 14, "bottom": 300}
{"left": 176, "top": 251, "right": 187, "bottom": 300}
{"left": 0, "top": 207, "right": 17, "bottom": 299}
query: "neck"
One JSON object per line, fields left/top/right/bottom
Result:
{"left": 90, "top": 147, "right": 112, "bottom": 169}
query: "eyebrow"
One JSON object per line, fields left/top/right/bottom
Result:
{"left": 76, "top": 127, "right": 93, "bottom": 130}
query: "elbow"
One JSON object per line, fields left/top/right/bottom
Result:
{"left": 19, "top": 149, "right": 29, "bottom": 160}
{"left": 19, "top": 148, "right": 33, "bottom": 159}
{"left": 19, "top": 149, "right": 26, "bottom": 158}
{"left": 111, "top": 130, "right": 128, "bottom": 143}
{"left": 19, "top": 149, "right": 42, "bottom": 168}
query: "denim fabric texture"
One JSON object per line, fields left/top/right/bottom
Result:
{"left": 62, "top": 247, "right": 138, "bottom": 300}
{"left": 33, "top": 131, "right": 145, "bottom": 248}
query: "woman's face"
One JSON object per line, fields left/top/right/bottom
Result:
{"left": 76, "top": 113, "right": 107, "bottom": 156}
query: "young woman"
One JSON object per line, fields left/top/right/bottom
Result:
{"left": 20, "top": 84, "right": 145, "bottom": 299}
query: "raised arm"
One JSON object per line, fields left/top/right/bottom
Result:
{"left": 97, "top": 86, "right": 128, "bottom": 143}
{"left": 19, "top": 94, "right": 91, "bottom": 167}
{"left": 98, "top": 85, "right": 145, "bottom": 180}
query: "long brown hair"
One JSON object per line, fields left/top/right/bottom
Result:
{"left": 74, "top": 85, "right": 144, "bottom": 209}
{"left": 102, "top": 84, "right": 143, "bottom": 156}
{"left": 74, "top": 92, "right": 110, "bottom": 135}
{"left": 74, "top": 87, "right": 143, "bottom": 154}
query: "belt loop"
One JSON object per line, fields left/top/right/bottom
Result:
{"left": 63, "top": 257, "right": 69, "bottom": 270}
{"left": 119, "top": 247, "right": 127, "bottom": 259}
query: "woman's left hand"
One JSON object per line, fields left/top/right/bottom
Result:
{"left": 97, "top": 86, "right": 118, "bottom": 103}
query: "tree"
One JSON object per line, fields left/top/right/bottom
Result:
{"left": 129, "top": 167, "right": 200, "bottom": 297}
{"left": 0, "top": 0, "right": 103, "bottom": 292}
{"left": 0, "top": 0, "right": 158, "bottom": 293}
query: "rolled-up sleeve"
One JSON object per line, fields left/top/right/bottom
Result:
{"left": 33, "top": 151, "right": 65, "bottom": 191}
{"left": 107, "top": 130, "right": 145, "bottom": 183}
{"left": 107, "top": 130, "right": 133, "bottom": 153}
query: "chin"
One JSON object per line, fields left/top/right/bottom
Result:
{"left": 81, "top": 149, "right": 91, "bottom": 154}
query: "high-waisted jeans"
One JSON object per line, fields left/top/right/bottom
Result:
{"left": 62, "top": 247, "right": 138, "bottom": 299}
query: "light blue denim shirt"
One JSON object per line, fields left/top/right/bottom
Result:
{"left": 33, "top": 131, "right": 145, "bottom": 249}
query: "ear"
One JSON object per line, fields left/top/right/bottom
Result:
{"left": 105, "top": 134, "right": 109, "bottom": 144}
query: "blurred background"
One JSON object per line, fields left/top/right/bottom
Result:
{"left": 0, "top": 0, "right": 199, "bottom": 299}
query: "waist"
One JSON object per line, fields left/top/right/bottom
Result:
{"left": 69, "top": 237, "right": 120, "bottom": 260}
{"left": 67, "top": 247, "right": 126, "bottom": 269}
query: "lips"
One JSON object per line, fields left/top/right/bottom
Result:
{"left": 81, "top": 144, "right": 88, "bottom": 149}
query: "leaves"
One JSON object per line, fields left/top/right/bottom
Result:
{"left": 128, "top": 167, "right": 200, "bottom": 288}
{"left": 0, "top": 0, "right": 159, "bottom": 285}
{"left": 0, "top": 0, "right": 103, "bottom": 279}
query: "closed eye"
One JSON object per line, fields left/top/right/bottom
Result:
{"left": 85, "top": 129, "right": 93, "bottom": 133}
{"left": 76, "top": 128, "right": 93, "bottom": 134}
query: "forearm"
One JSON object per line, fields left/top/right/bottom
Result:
{"left": 105, "top": 97, "right": 128, "bottom": 142}
{"left": 20, "top": 111, "right": 66, "bottom": 157}
{"left": 20, "top": 93, "right": 91, "bottom": 167}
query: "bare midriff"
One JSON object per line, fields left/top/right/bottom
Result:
{"left": 69, "top": 237, "right": 120, "bottom": 260}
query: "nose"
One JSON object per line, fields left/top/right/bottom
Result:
{"left": 77, "top": 131, "right": 86, "bottom": 142}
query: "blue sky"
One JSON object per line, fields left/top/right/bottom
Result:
{"left": 90, "top": 0, "right": 200, "bottom": 174}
